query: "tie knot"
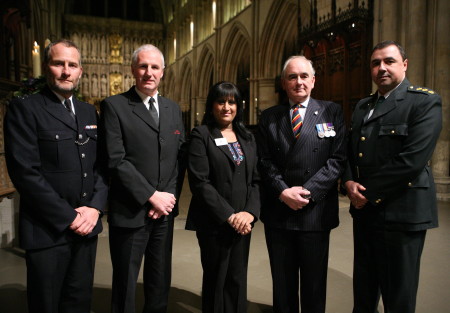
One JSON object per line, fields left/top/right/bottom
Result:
{"left": 64, "top": 98, "right": 72, "bottom": 112}
{"left": 292, "top": 103, "right": 303, "bottom": 111}
{"left": 149, "top": 97, "right": 155, "bottom": 104}
{"left": 377, "top": 96, "right": 385, "bottom": 103}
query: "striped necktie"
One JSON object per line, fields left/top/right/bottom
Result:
{"left": 292, "top": 104, "right": 303, "bottom": 139}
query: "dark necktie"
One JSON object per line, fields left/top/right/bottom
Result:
{"left": 365, "top": 96, "right": 385, "bottom": 121}
{"left": 64, "top": 98, "right": 76, "bottom": 121}
{"left": 149, "top": 97, "right": 159, "bottom": 127}
{"left": 292, "top": 104, "right": 303, "bottom": 139}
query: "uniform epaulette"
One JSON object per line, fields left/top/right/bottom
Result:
{"left": 408, "top": 85, "right": 436, "bottom": 95}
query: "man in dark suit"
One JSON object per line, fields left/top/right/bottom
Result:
{"left": 4, "top": 39, "right": 108, "bottom": 313}
{"left": 343, "top": 41, "right": 442, "bottom": 313}
{"left": 100, "top": 44, "right": 185, "bottom": 313}
{"left": 257, "top": 55, "right": 347, "bottom": 313}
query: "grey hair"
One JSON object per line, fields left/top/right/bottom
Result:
{"left": 131, "top": 44, "right": 165, "bottom": 68}
{"left": 281, "top": 55, "right": 315, "bottom": 78}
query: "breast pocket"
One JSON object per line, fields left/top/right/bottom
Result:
{"left": 378, "top": 124, "right": 408, "bottom": 157}
{"left": 38, "top": 130, "right": 75, "bottom": 172}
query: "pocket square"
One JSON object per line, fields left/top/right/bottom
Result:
{"left": 173, "top": 130, "right": 181, "bottom": 134}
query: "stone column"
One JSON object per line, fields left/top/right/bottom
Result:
{"left": 374, "top": 0, "right": 450, "bottom": 200}
{"left": 430, "top": 0, "right": 450, "bottom": 200}
{"left": 258, "top": 78, "right": 278, "bottom": 112}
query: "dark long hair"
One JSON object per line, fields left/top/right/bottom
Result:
{"left": 202, "top": 81, "right": 252, "bottom": 141}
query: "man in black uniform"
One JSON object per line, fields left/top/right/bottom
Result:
{"left": 343, "top": 40, "right": 442, "bottom": 313}
{"left": 4, "top": 39, "right": 108, "bottom": 313}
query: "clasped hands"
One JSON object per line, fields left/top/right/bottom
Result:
{"left": 280, "top": 186, "right": 311, "bottom": 210}
{"left": 70, "top": 206, "right": 100, "bottom": 236}
{"left": 228, "top": 212, "right": 254, "bottom": 235}
{"left": 344, "top": 180, "right": 368, "bottom": 209}
{"left": 148, "top": 191, "right": 176, "bottom": 220}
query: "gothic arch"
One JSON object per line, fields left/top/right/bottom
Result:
{"left": 180, "top": 58, "right": 193, "bottom": 105}
{"left": 259, "top": 0, "right": 298, "bottom": 78}
{"left": 221, "top": 22, "right": 250, "bottom": 82}
{"left": 197, "top": 44, "right": 214, "bottom": 97}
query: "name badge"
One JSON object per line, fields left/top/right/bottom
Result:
{"left": 215, "top": 138, "right": 228, "bottom": 146}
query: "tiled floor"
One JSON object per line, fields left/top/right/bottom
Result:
{"left": 1, "top": 195, "right": 449, "bottom": 313}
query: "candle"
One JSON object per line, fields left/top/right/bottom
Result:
{"left": 32, "top": 41, "right": 41, "bottom": 77}
{"left": 44, "top": 38, "right": 51, "bottom": 48}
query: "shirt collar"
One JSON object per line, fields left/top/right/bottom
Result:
{"left": 378, "top": 79, "right": 403, "bottom": 99}
{"left": 135, "top": 87, "right": 158, "bottom": 104}
{"left": 51, "top": 90, "right": 73, "bottom": 105}
{"left": 289, "top": 97, "right": 310, "bottom": 109}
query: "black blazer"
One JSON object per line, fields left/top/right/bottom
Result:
{"left": 257, "top": 98, "right": 347, "bottom": 231}
{"left": 186, "top": 125, "right": 260, "bottom": 232}
{"left": 4, "top": 87, "right": 108, "bottom": 250}
{"left": 100, "top": 87, "right": 185, "bottom": 228}
{"left": 342, "top": 79, "right": 442, "bottom": 230}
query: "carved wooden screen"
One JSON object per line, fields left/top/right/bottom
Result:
{"left": 298, "top": 0, "right": 373, "bottom": 126}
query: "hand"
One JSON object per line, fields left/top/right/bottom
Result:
{"left": 70, "top": 206, "right": 100, "bottom": 236}
{"left": 344, "top": 180, "right": 368, "bottom": 209}
{"left": 148, "top": 191, "right": 176, "bottom": 220}
{"left": 279, "top": 187, "right": 310, "bottom": 210}
{"left": 228, "top": 212, "right": 253, "bottom": 235}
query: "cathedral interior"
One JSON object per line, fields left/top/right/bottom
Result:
{"left": 0, "top": 0, "right": 448, "bottom": 311}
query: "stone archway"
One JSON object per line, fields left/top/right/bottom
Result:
{"left": 179, "top": 58, "right": 193, "bottom": 130}
{"left": 221, "top": 22, "right": 250, "bottom": 123}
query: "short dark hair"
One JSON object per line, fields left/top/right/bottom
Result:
{"left": 372, "top": 40, "right": 407, "bottom": 61}
{"left": 43, "top": 39, "right": 81, "bottom": 65}
{"left": 202, "top": 81, "right": 252, "bottom": 140}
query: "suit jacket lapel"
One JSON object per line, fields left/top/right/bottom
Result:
{"left": 158, "top": 96, "right": 170, "bottom": 135}
{"left": 367, "top": 96, "right": 396, "bottom": 122}
{"left": 295, "top": 98, "right": 321, "bottom": 148}
{"left": 278, "top": 104, "right": 296, "bottom": 143}
{"left": 129, "top": 87, "right": 159, "bottom": 132}
{"left": 41, "top": 88, "right": 77, "bottom": 130}
{"left": 237, "top": 133, "right": 254, "bottom": 180}
{"left": 354, "top": 95, "right": 375, "bottom": 129}
{"left": 366, "top": 79, "right": 409, "bottom": 124}
{"left": 73, "top": 99, "right": 92, "bottom": 133}
{"left": 210, "top": 127, "right": 235, "bottom": 164}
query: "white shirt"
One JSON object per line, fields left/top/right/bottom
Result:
{"left": 289, "top": 97, "right": 310, "bottom": 121}
{"left": 135, "top": 88, "right": 160, "bottom": 117}
{"left": 52, "top": 91, "right": 75, "bottom": 115}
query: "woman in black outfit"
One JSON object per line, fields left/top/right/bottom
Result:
{"left": 186, "top": 81, "right": 260, "bottom": 313}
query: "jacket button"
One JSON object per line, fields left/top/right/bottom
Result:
{"left": 83, "top": 173, "right": 87, "bottom": 178}
{"left": 358, "top": 153, "right": 363, "bottom": 158}
{"left": 375, "top": 199, "right": 381, "bottom": 204}
{"left": 82, "top": 192, "right": 87, "bottom": 197}
{"left": 81, "top": 153, "right": 86, "bottom": 158}
{"left": 360, "top": 137, "right": 366, "bottom": 141}
{"left": 408, "top": 182, "right": 412, "bottom": 187}
{"left": 391, "top": 130, "right": 395, "bottom": 134}
{"left": 79, "top": 134, "right": 83, "bottom": 139}
{"left": 55, "top": 134, "right": 59, "bottom": 140}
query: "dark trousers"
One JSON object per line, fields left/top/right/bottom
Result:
{"left": 352, "top": 218, "right": 426, "bottom": 313}
{"left": 109, "top": 218, "right": 174, "bottom": 313}
{"left": 265, "top": 226, "right": 330, "bottom": 313}
{"left": 25, "top": 236, "right": 98, "bottom": 313}
{"left": 197, "top": 228, "right": 251, "bottom": 313}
